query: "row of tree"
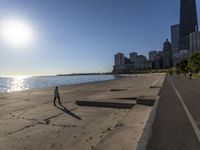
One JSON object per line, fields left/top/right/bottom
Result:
{"left": 175, "top": 52, "right": 200, "bottom": 74}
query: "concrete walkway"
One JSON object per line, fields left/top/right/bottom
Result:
{"left": 0, "top": 74, "right": 164, "bottom": 150}
{"left": 147, "top": 75, "right": 200, "bottom": 150}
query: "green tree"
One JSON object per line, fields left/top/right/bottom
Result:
{"left": 188, "top": 52, "right": 200, "bottom": 73}
{"left": 176, "top": 59, "right": 189, "bottom": 74}
{"left": 167, "top": 67, "right": 175, "bottom": 74}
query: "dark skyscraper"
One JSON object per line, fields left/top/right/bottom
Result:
{"left": 171, "top": 24, "right": 180, "bottom": 53}
{"left": 179, "top": 0, "right": 198, "bottom": 50}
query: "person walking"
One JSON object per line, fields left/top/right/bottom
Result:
{"left": 54, "top": 86, "right": 61, "bottom": 106}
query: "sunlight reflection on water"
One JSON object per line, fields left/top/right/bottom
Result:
{"left": 7, "top": 76, "right": 29, "bottom": 92}
{"left": 0, "top": 75, "right": 116, "bottom": 93}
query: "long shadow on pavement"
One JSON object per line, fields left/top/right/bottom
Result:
{"left": 55, "top": 104, "right": 82, "bottom": 120}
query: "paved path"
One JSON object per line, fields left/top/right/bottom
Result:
{"left": 147, "top": 75, "right": 200, "bottom": 150}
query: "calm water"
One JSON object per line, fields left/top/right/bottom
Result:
{"left": 0, "top": 75, "right": 116, "bottom": 93}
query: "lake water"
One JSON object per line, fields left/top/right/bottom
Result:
{"left": 0, "top": 75, "right": 117, "bottom": 93}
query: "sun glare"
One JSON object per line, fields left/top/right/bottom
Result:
{"left": 0, "top": 19, "right": 34, "bottom": 48}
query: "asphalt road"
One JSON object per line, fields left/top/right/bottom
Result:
{"left": 147, "top": 75, "right": 200, "bottom": 150}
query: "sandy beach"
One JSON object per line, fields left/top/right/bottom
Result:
{"left": 0, "top": 73, "right": 165, "bottom": 150}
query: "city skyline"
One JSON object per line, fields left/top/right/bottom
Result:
{"left": 0, "top": 0, "right": 200, "bottom": 76}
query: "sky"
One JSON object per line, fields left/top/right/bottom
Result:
{"left": 0, "top": 0, "right": 200, "bottom": 76}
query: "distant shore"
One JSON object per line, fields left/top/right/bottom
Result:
{"left": 57, "top": 72, "right": 112, "bottom": 76}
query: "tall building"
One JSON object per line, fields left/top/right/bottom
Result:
{"left": 124, "top": 57, "right": 131, "bottom": 64}
{"left": 171, "top": 24, "right": 180, "bottom": 53}
{"left": 134, "top": 55, "right": 147, "bottom": 70}
{"left": 163, "top": 39, "right": 172, "bottom": 68}
{"left": 189, "top": 30, "right": 200, "bottom": 52}
{"left": 114, "top": 53, "right": 125, "bottom": 66}
{"left": 179, "top": 0, "right": 198, "bottom": 50}
{"left": 113, "top": 52, "right": 150, "bottom": 73}
{"left": 113, "top": 52, "right": 133, "bottom": 73}
{"left": 129, "top": 52, "right": 137, "bottom": 62}
{"left": 113, "top": 52, "right": 125, "bottom": 73}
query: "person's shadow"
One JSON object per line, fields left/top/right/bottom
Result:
{"left": 55, "top": 104, "right": 82, "bottom": 120}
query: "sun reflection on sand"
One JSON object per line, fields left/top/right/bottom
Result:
{"left": 7, "top": 76, "right": 29, "bottom": 92}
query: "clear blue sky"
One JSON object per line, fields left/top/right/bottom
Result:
{"left": 0, "top": 0, "right": 200, "bottom": 76}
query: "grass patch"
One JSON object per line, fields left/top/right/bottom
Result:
{"left": 193, "top": 73, "right": 200, "bottom": 78}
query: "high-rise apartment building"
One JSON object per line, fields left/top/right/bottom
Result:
{"left": 114, "top": 53, "right": 125, "bottom": 66}
{"left": 189, "top": 30, "right": 200, "bottom": 52}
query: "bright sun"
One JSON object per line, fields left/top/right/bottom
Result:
{"left": 0, "top": 19, "right": 34, "bottom": 48}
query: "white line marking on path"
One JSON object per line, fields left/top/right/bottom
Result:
{"left": 169, "top": 76, "right": 200, "bottom": 142}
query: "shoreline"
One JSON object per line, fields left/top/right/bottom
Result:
{"left": 0, "top": 75, "right": 122, "bottom": 94}
{"left": 0, "top": 73, "right": 161, "bottom": 94}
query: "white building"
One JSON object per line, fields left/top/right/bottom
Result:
{"left": 114, "top": 53, "right": 125, "bottom": 66}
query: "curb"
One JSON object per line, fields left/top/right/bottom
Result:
{"left": 136, "top": 96, "right": 157, "bottom": 106}
{"left": 76, "top": 100, "right": 135, "bottom": 109}
{"left": 136, "top": 96, "right": 160, "bottom": 150}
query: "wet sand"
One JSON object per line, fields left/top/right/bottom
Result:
{"left": 0, "top": 73, "right": 165, "bottom": 150}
